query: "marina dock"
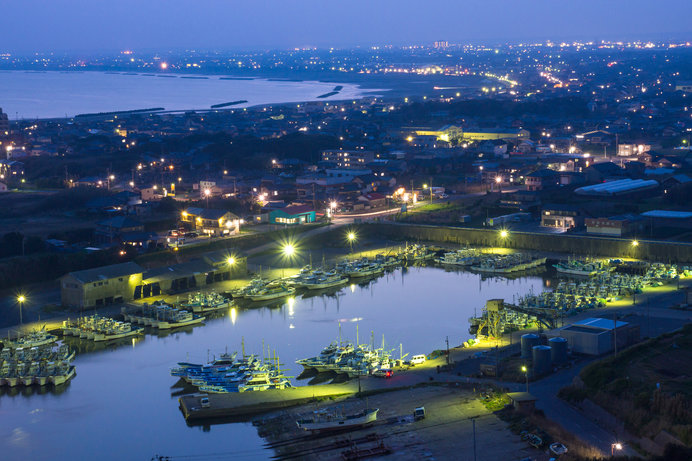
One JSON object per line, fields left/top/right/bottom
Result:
{"left": 179, "top": 382, "right": 360, "bottom": 421}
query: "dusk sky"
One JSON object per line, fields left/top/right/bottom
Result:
{"left": 2, "top": 0, "right": 692, "bottom": 53}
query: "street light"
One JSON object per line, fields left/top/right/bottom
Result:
{"left": 347, "top": 231, "right": 356, "bottom": 253}
{"left": 631, "top": 240, "right": 639, "bottom": 247}
{"left": 521, "top": 365, "right": 529, "bottom": 392}
{"left": 500, "top": 229, "right": 509, "bottom": 239}
{"left": 227, "top": 257, "right": 236, "bottom": 266}
{"left": 17, "top": 295, "right": 25, "bottom": 325}
{"left": 283, "top": 244, "right": 295, "bottom": 257}
{"left": 611, "top": 442, "right": 623, "bottom": 455}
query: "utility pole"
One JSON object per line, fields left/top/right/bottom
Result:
{"left": 472, "top": 418, "right": 477, "bottom": 461}
{"left": 613, "top": 313, "right": 618, "bottom": 357}
{"left": 445, "top": 336, "right": 450, "bottom": 366}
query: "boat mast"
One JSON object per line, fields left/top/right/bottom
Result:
{"left": 356, "top": 323, "right": 359, "bottom": 347}
{"left": 241, "top": 336, "right": 245, "bottom": 358}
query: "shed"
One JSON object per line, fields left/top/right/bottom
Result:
{"left": 506, "top": 392, "right": 537, "bottom": 413}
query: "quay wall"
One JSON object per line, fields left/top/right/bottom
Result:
{"left": 362, "top": 223, "right": 692, "bottom": 263}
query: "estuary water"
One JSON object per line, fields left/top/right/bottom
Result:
{"left": 0, "top": 266, "right": 547, "bottom": 460}
{"left": 0, "top": 70, "right": 373, "bottom": 119}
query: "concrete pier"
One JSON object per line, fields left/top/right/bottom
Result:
{"left": 179, "top": 382, "right": 359, "bottom": 420}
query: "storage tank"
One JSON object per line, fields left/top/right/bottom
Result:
{"left": 532, "top": 345, "right": 552, "bottom": 375}
{"left": 549, "top": 337, "right": 568, "bottom": 365}
{"left": 521, "top": 334, "right": 540, "bottom": 359}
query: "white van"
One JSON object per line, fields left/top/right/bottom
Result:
{"left": 411, "top": 355, "right": 426, "bottom": 365}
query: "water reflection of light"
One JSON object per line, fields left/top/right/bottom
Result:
{"left": 287, "top": 297, "right": 295, "bottom": 316}
{"left": 131, "top": 337, "right": 136, "bottom": 348}
{"left": 289, "top": 324, "right": 295, "bottom": 329}
{"left": 350, "top": 284, "right": 356, "bottom": 293}
{"left": 230, "top": 307, "right": 237, "bottom": 325}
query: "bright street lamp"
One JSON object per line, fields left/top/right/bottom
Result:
{"left": 283, "top": 244, "right": 295, "bottom": 257}
{"left": 611, "top": 442, "right": 623, "bottom": 455}
{"left": 17, "top": 295, "right": 25, "bottom": 325}
{"left": 227, "top": 257, "right": 235, "bottom": 266}
{"left": 521, "top": 365, "right": 529, "bottom": 392}
{"left": 347, "top": 231, "right": 356, "bottom": 253}
{"left": 631, "top": 240, "right": 639, "bottom": 247}
{"left": 500, "top": 230, "right": 509, "bottom": 239}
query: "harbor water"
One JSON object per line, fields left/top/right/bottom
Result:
{"left": 0, "top": 266, "right": 546, "bottom": 460}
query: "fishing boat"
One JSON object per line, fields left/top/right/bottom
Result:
{"left": 302, "top": 272, "right": 348, "bottom": 290}
{"left": 550, "top": 442, "right": 568, "bottom": 456}
{"left": 121, "top": 302, "right": 205, "bottom": 329}
{"left": 553, "top": 259, "right": 610, "bottom": 277}
{"left": 245, "top": 283, "right": 295, "bottom": 301}
{"left": 61, "top": 315, "right": 143, "bottom": 342}
{"left": 343, "top": 263, "right": 384, "bottom": 278}
{"left": 179, "top": 291, "right": 229, "bottom": 313}
{"left": 3, "top": 327, "right": 58, "bottom": 349}
{"left": 296, "top": 408, "right": 379, "bottom": 433}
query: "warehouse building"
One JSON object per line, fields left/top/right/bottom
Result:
{"left": 61, "top": 262, "right": 144, "bottom": 308}
{"left": 559, "top": 317, "right": 639, "bottom": 355}
{"left": 60, "top": 251, "right": 247, "bottom": 308}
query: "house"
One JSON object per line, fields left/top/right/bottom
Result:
{"left": 0, "top": 159, "right": 24, "bottom": 180}
{"left": 585, "top": 215, "right": 643, "bottom": 237}
{"left": 269, "top": 205, "right": 316, "bottom": 225}
{"left": 662, "top": 174, "right": 692, "bottom": 190}
{"left": 60, "top": 262, "right": 144, "bottom": 308}
{"left": 181, "top": 207, "right": 240, "bottom": 236}
{"left": 478, "top": 139, "right": 508, "bottom": 156}
{"left": 525, "top": 169, "right": 559, "bottom": 191}
{"left": 95, "top": 216, "right": 145, "bottom": 244}
{"left": 541, "top": 204, "right": 585, "bottom": 230}
{"left": 584, "top": 162, "right": 624, "bottom": 183}
{"left": 575, "top": 130, "right": 613, "bottom": 145}
{"left": 357, "top": 192, "right": 387, "bottom": 208}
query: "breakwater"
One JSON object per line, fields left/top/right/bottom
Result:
{"left": 364, "top": 223, "right": 692, "bottom": 263}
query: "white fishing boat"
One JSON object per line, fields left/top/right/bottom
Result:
{"left": 245, "top": 284, "right": 295, "bottom": 301}
{"left": 121, "top": 302, "right": 205, "bottom": 329}
{"left": 4, "top": 327, "right": 58, "bottom": 349}
{"left": 302, "top": 272, "right": 348, "bottom": 290}
{"left": 296, "top": 408, "right": 379, "bottom": 433}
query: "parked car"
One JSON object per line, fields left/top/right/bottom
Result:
{"left": 371, "top": 369, "right": 393, "bottom": 378}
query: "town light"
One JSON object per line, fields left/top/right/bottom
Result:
{"left": 227, "top": 257, "right": 235, "bottom": 266}
{"left": 500, "top": 230, "right": 509, "bottom": 238}
{"left": 495, "top": 176, "right": 502, "bottom": 184}
{"left": 17, "top": 295, "right": 25, "bottom": 303}
{"left": 347, "top": 232, "right": 356, "bottom": 242}
{"left": 632, "top": 240, "right": 639, "bottom": 247}
{"left": 204, "top": 189, "right": 211, "bottom": 196}
{"left": 330, "top": 201, "right": 337, "bottom": 210}
{"left": 283, "top": 244, "right": 295, "bottom": 257}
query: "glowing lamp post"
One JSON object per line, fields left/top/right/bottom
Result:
{"left": 227, "top": 257, "right": 236, "bottom": 266}
{"left": 17, "top": 295, "right": 25, "bottom": 325}
{"left": 521, "top": 365, "right": 529, "bottom": 392}
{"left": 283, "top": 244, "right": 295, "bottom": 258}
{"left": 347, "top": 231, "right": 356, "bottom": 254}
{"left": 611, "top": 442, "right": 623, "bottom": 455}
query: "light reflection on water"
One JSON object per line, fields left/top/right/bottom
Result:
{"left": 0, "top": 266, "right": 546, "bottom": 460}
